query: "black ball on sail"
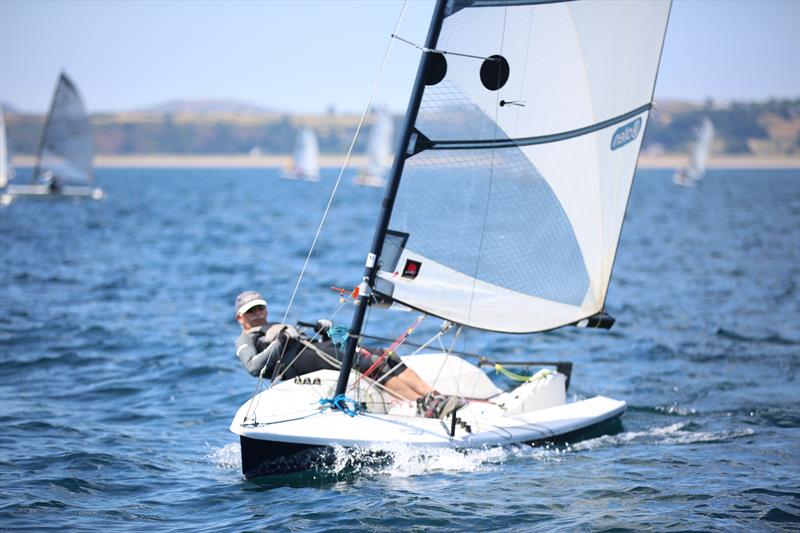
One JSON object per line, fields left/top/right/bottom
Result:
{"left": 424, "top": 52, "right": 447, "bottom": 86}
{"left": 480, "top": 54, "right": 509, "bottom": 91}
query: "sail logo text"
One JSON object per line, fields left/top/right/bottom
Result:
{"left": 610, "top": 118, "right": 642, "bottom": 150}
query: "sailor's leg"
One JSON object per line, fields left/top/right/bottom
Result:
{"left": 393, "top": 367, "right": 433, "bottom": 397}
{"left": 359, "top": 348, "right": 434, "bottom": 398}
{"left": 380, "top": 375, "right": 424, "bottom": 402}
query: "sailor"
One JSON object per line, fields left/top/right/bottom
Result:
{"left": 42, "top": 171, "right": 61, "bottom": 193}
{"left": 233, "top": 290, "right": 457, "bottom": 417}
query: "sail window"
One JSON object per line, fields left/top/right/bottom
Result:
{"left": 424, "top": 52, "right": 447, "bottom": 86}
{"left": 480, "top": 55, "right": 509, "bottom": 91}
{"left": 402, "top": 259, "right": 422, "bottom": 279}
{"left": 380, "top": 230, "right": 409, "bottom": 272}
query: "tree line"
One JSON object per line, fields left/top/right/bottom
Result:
{"left": 5, "top": 98, "right": 798, "bottom": 157}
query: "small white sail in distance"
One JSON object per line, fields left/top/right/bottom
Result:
{"left": 687, "top": 116, "right": 714, "bottom": 181}
{"left": 356, "top": 108, "right": 394, "bottom": 187}
{"left": 290, "top": 127, "right": 320, "bottom": 181}
{"left": 0, "top": 111, "right": 12, "bottom": 189}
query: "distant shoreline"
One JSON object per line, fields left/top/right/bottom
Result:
{"left": 11, "top": 153, "right": 800, "bottom": 170}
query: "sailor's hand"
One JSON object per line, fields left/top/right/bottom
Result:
{"left": 314, "top": 319, "right": 333, "bottom": 334}
{"left": 264, "top": 324, "right": 285, "bottom": 343}
{"left": 282, "top": 325, "right": 301, "bottom": 340}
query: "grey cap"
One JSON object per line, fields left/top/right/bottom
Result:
{"left": 235, "top": 290, "right": 267, "bottom": 316}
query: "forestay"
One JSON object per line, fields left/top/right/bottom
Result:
{"left": 375, "top": 0, "right": 671, "bottom": 333}
{"left": 33, "top": 73, "right": 95, "bottom": 187}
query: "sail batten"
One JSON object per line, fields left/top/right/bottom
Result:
{"left": 373, "top": 0, "right": 670, "bottom": 334}
{"left": 419, "top": 103, "right": 652, "bottom": 150}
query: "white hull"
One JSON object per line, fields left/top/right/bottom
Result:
{"left": 1, "top": 183, "right": 105, "bottom": 201}
{"left": 280, "top": 172, "right": 319, "bottom": 182}
{"left": 230, "top": 354, "right": 625, "bottom": 477}
{"left": 672, "top": 171, "right": 696, "bottom": 188}
{"left": 354, "top": 173, "right": 386, "bottom": 188}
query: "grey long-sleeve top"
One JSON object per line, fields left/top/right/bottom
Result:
{"left": 235, "top": 324, "right": 294, "bottom": 377}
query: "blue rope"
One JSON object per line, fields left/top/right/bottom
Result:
{"left": 328, "top": 325, "right": 350, "bottom": 351}
{"left": 319, "top": 394, "right": 361, "bottom": 417}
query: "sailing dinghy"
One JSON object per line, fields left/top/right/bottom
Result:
{"left": 355, "top": 108, "right": 394, "bottom": 188}
{"left": 231, "top": 0, "right": 671, "bottom": 478}
{"left": 283, "top": 127, "right": 320, "bottom": 181}
{"left": 2, "top": 73, "right": 104, "bottom": 202}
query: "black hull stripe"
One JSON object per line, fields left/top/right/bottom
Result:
{"left": 425, "top": 103, "right": 651, "bottom": 150}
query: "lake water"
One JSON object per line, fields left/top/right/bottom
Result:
{"left": 1, "top": 167, "right": 798, "bottom": 531}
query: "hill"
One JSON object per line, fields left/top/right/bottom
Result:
{"left": 645, "top": 98, "right": 800, "bottom": 156}
{"left": 3, "top": 98, "right": 799, "bottom": 158}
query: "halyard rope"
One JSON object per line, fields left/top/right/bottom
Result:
{"left": 279, "top": 2, "right": 410, "bottom": 328}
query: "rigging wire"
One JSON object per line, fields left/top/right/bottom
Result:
{"left": 278, "top": 0, "right": 410, "bottom": 330}
{"left": 242, "top": 2, "right": 412, "bottom": 423}
{"left": 391, "top": 33, "right": 496, "bottom": 61}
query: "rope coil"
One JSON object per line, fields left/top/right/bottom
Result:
{"left": 328, "top": 325, "right": 351, "bottom": 351}
{"left": 319, "top": 394, "right": 361, "bottom": 417}
{"left": 494, "top": 364, "right": 554, "bottom": 382}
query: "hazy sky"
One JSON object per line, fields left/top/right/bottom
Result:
{"left": 1, "top": 0, "right": 798, "bottom": 115}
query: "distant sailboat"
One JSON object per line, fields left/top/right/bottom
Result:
{"left": 284, "top": 128, "right": 320, "bottom": 181}
{"left": 3, "top": 73, "right": 104, "bottom": 201}
{"left": 673, "top": 117, "right": 714, "bottom": 187}
{"left": 355, "top": 108, "right": 394, "bottom": 188}
{"left": 0, "top": 111, "right": 14, "bottom": 187}
{"left": 0, "top": 111, "right": 15, "bottom": 206}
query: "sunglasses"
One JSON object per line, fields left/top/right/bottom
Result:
{"left": 243, "top": 305, "right": 266, "bottom": 315}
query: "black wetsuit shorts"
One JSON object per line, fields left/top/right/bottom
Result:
{"left": 311, "top": 340, "right": 407, "bottom": 383}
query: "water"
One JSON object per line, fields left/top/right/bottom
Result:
{"left": 1, "top": 167, "right": 798, "bottom": 531}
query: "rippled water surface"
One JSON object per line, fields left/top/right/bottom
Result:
{"left": 1, "top": 168, "right": 798, "bottom": 531}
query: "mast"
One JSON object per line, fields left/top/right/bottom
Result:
{"left": 334, "top": 0, "right": 449, "bottom": 398}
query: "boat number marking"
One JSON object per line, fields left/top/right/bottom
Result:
{"left": 293, "top": 377, "right": 322, "bottom": 386}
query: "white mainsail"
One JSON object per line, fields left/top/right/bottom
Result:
{"left": 687, "top": 117, "right": 714, "bottom": 180}
{"left": 290, "top": 128, "right": 320, "bottom": 181}
{"left": 33, "top": 73, "right": 95, "bottom": 188}
{"left": 356, "top": 108, "right": 394, "bottom": 187}
{"left": 374, "top": 0, "right": 671, "bottom": 333}
{"left": 0, "top": 111, "right": 12, "bottom": 189}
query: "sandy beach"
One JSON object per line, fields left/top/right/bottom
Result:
{"left": 11, "top": 153, "right": 800, "bottom": 169}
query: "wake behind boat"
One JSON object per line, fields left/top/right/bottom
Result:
{"left": 2, "top": 73, "right": 104, "bottom": 203}
{"left": 231, "top": 0, "right": 672, "bottom": 478}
